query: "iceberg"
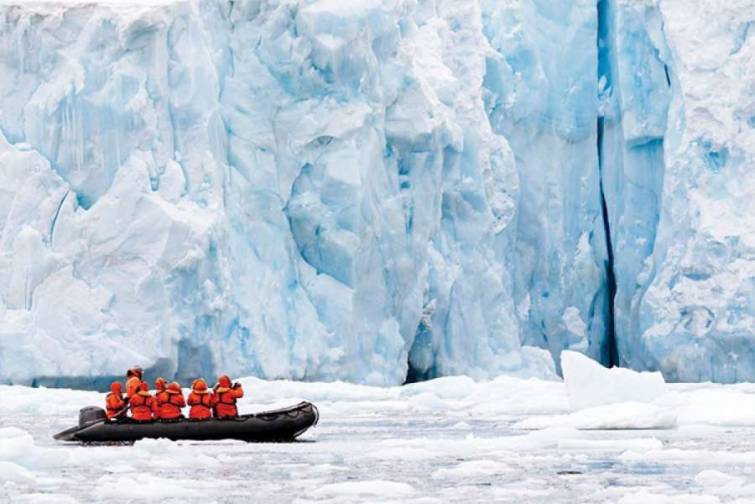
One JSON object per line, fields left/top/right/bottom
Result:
{"left": 0, "top": 0, "right": 751, "bottom": 386}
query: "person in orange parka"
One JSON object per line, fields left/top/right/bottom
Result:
{"left": 129, "top": 381, "right": 157, "bottom": 422}
{"left": 187, "top": 378, "right": 213, "bottom": 420}
{"left": 155, "top": 377, "right": 167, "bottom": 394}
{"left": 125, "top": 366, "right": 143, "bottom": 400}
{"left": 156, "top": 381, "right": 186, "bottom": 420}
{"left": 105, "top": 382, "right": 127, "bottom": 420}
{"left": 212, "top": 375, "right": 244, "bottom": 419}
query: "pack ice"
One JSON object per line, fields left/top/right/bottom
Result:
{"left": 0, "top": 0, "right": 751, "bottom": 386}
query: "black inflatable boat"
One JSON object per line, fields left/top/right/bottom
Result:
{"left": 54, "top": 401, "right": 319, "bottom": 443}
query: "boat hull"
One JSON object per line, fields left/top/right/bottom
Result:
{"left": 54, "top": 402, "right": 318, "bottom": 443}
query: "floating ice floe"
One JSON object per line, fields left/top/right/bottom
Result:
{"left": 549, "top": 351, "right": 678, "bottom": 430}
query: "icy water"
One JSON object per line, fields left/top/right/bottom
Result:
{"left": 3, "top": 376, "right": 755, "bottom": 503}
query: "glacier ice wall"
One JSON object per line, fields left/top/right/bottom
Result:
{"left": 0, "top": 0, "right": 557, "bottom": 385}
{"left": 482, "top": 0, "right": 611, "bottom": 368}
{"left": 632, "top": 0, "right": 755, "bottom": 381}
{"left": 0, "top": 0, "right": 752, "bottom": 386}
{"left": 596, "top": 0, "right": 671, "bottom": 370}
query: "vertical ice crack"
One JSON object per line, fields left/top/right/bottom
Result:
{"left": 597, "top": 0, "right": 619, "bottom": 367}
{"left": 597, "top": 117, "right": 619, "bottom": 367}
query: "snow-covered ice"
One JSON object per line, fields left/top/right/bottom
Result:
{"left": 4, "top": 372, "right": 755, "bottom": 503}
{"left": 561, "top": 350, "right": 667, "bottom": 410}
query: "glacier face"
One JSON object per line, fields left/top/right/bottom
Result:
{"left": 0, "top": 0, "right": 752, "bottom": 386}
{"left": 482, "top": 0, "right": 610, "bottom": 368}
{"left": 632, "top": 0, "right": 755, "bottom": 381}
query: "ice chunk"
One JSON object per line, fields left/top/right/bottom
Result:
{"left": 557, "top": 437, "right": 663, "bottom": 452}
{"left": 617, "top": 493, "right": 720, "bottom": 504}
{"left": 673, "top": 388, "right": 755, "bottom": 426}
{"left": 0, "top": 427, "right": 68, "bottom": 470}
{"left": 516, "top": 402, "right": 677, "bottom": 430}
{"left": 561, "top": 350, "right": 666, "bottom": 410}
{"left": 93, "top": 475, "right": 200, "bottom": 500}
{"left": 0, "top": 461, "right": 35, "bottom": 485}
{"left": 432, "top": 460, "right": 513, "bottom": 480}
{"left": 312, "top": 480, "right": 415, "bottom": 499}
{"left": 13, "top": 495, "right": 80, "bottom": 504}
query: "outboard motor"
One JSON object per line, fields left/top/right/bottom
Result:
{"left": 78, "top": 406, "right": 107, "bottom": 428}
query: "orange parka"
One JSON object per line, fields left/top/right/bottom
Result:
{"left": 125, "top": 376, "right": 141, "bottom": 399}
{"left": 129, "top": 381, "right": 157, "bottom": 421}
{"left": 155, "top": 377, "right": 167, "bottom": 393}
{"left": 156, "top": 382, "right": 186, "bottom": 420}
{"left": 212, "top": 375, "right": 244, "bottom": 419}
{"left": 125, "top": 366, "right": 143, "bottom": 400}
{"left": 105, "top": 382, "right": 127, "bottom": 420}
{"left": 187, "top": 379, "right": 212, "bottom": 420}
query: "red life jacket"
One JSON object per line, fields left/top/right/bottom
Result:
{"left": 155, "top": 390, "right": 186, "bottom": 419}
{"left": 105, "top": 392, "right": 126, "bottom": 419}
{"left": 187, "top": 392, "right": 212, "bottom": 420}
{"left": 129, "top": 393, "right": 156, "bottom": 421}
{"left": 213, "top": 385, "right": 243, "bottom": 418}
{"left": 125, "top": 376, "right": 141, "bottom": 400}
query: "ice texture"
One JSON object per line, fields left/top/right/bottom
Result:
{"left": 5, "top": 377, "right": 755, "bottom": 502}
{"left": 630, "top": 0, "right": 755, "bottom": 381}
{"left": 561, "top": 350, "right": 666, "bottom": 410}
{"left": 482, "top": 0, "right": 610, "bottom": 367}
{"left": 0, "top": 0, "right": 752, "bottom": 385}
{"left": 0, "top": 0, "right": 553, "bottom": 385}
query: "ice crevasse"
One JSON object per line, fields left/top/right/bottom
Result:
{"left": 0, "top": 0, "right": 751, "bottom": 386}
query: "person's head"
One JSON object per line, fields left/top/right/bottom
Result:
{"left": 218, "top": 375, "right": 232, "bottom": 389}
{"left": 192, "top": 378, "right": 208, "bottom": 393}
{"left": 110, "top": 382, "right": 122, "bottom": 394}
{"left": 127, "top": 366, "right": 143, "bottom": 379}
{"left": 167, "top": 382, "right": 182, "bottom": 394}
{"left": 155, "top": 377, "right": 167, "bottom": 391}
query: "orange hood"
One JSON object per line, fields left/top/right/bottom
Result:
{"left": 155, "top": 377, "right": 167, "bottom": 391}
{"left": 217, "top": 375, "right": 232, "bottom": 392}
{"left": 192, "top": 379, "right": 209, "bottom": 394}
{"left": 167, "top": 382, "right": 182, "bottom": 394}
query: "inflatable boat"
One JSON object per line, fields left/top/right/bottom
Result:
{"left": 54, "top": 401, "right": 318, "bottom": 443}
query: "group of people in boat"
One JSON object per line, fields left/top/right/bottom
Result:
{"left": 105, "top": 366, "right": 244, "bottom": 422}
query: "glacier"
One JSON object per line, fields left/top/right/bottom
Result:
{"left": 0, "top": 0, "right": 752, "bottom": 386}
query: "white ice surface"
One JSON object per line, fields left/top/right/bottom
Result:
{"left": 562, "top": 350, "right": 667, "bottom": 409}
{"left": 4, "top": 376, "right": 755, "bottom": 503}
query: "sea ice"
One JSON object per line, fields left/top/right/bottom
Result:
{"left": 2, "top": 376, "right": 755, "bottom": 503}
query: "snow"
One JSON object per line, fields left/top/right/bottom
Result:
{"left": 3, "top": 376, "right": 755, "bottom": 502}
